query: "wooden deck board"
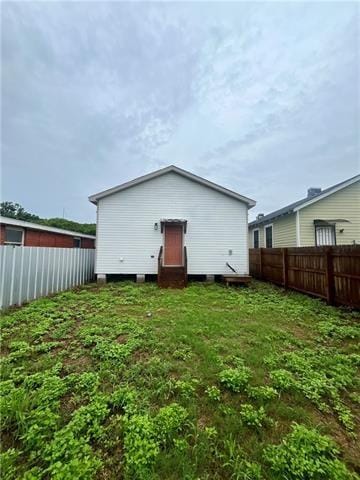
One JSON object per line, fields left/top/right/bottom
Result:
{"left": 222, "top": 275, "right": 252, "bottom": 286}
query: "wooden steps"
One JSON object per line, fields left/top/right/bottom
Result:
{"left": 222, "top": 275, "right": 252, "bottom": 287}
{"left": 158, "top": 245, "right": 188, "bottom": 288}
{"left": 158, "top": 266, "right": 187, "bottom": 288}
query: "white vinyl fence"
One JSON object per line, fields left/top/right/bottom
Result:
{"left": 0, "top": 246, "right": 95, "bottom": 310}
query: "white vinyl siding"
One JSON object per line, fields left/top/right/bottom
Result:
{"left": 95, "top": 172, "right": 249, "bottom": 275}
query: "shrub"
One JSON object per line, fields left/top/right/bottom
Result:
{"left": 1, "top": 448, "right": 21, "bottom": 480}
{"left": 219, "top": 366, "right": 252, "bottom": 392}
{"left": 21, "top": 407, "right": 60, "bottom": 453}
{"left": 172, "top": 345, "right": 193, "bottom": 361}
{"left": 264, "top": 424, "right": 354, "bottom": 479}
{"left": 239, "top": 404, "right": 267, "bottom": 428}
{"left": 173, "top": 379, "right": 198, "bottom": 399}
{"left": 269, "top": 369, "right": 295, "bottom": 391}
{"left": 66, "top": 372, "right": 100, "bottom": 398}
{"left": 43, "top": 396, "right": 110, "bottom": 479}
{"left": 123, "top": 414, "right": 159, "bottom": 479}
{"left": 91, "top": 338, "right": 139, "bottom": 364}
{"left": 45, "top": 433, "right": 102, "bottom": 480}
{"left": 317, "top": 321, "right": 359, "bottom": 340}
{"left": 247, "top": 385, "right": 278, "bottom": 401}
{"left": 205, "top": 385, "right": 221, "bottom": 401}
{"left": 154, "top": 403, "right": 188, "bottom": 444}
{"left": 268, "top": 348, "right": 358, "bottom": 428}
{"left": 204, "top": 426, "right": 218, "bottom": 439}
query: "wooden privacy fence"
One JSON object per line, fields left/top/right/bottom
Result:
{"left": 249, "top": 246, "right": 360, "bottom": 308}
{"left": 0, "top": 246, "right": 95, "bottom": 310}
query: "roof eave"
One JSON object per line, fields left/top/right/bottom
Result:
{"left": 249, "top": 209, "right": 293, "bottom": 227}
{"left": 0, "top": 216, "right": 96, "bottom": 239}
{"left": 89, "top": 165, "right": 256, "bottom": 207}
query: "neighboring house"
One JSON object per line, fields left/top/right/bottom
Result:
{"left": 89, "top": 165, "right": 256, "bottom": 286}
{"left": 249, "top": 174, "right": 360, "bottom": 248}
{"left": 0, "top": 216, "right": 96, "bottom": 248}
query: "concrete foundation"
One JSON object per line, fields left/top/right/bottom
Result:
{"left": 136, "top": 274, "right": 145, "bottom": 283}
{"left": 97, "top": 274, "right": 107, "bottom": 284}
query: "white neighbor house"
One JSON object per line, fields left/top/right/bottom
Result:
{"left": 89, "top": 166, "right": 256, "bottom": 287}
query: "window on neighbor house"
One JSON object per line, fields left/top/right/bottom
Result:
{"left": 5, "top": 227, "right": 24, "bottom": 245}
{"left": 253, "top": 229, "right": 259, "bottom": 248}
{"left": 73, "top": 237, "right": 81, "bottom": 248}
{"left": 265, "top": 225, "right": 273, "bottom": 248}
{"left": 315, "top": 225, "right": 336, "bottom": 246}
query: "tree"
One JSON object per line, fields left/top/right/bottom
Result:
{"left": 0, "top": 201, "right": 40, "bottom": 222}
{"left": 41, "top": 218, "right": 96, "bottom": 236}
{"left": 0, "top": 201, "right": 95, "bottom": 235}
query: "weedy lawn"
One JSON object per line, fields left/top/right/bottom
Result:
{"left": 1, "top": 281, "right": 360, "bottom": 479}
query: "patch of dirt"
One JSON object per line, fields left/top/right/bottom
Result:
{"left": 131, "top": 349, "right": 150, "bottom": 362}
{"left": 287, "top": 324, "right": 314, "bottom": 341}
{"left": 313, "top": 410, "right": 360, "bottom": 470}
{"left": 0, "top": 346, "right": 10, "bottom": 357}
{"left": 155, "top": 308, "right": 171, "bottom": 315}
{"left": 60, "top": 393, "right": 78, "bottom": 420}
{"left": 197, "top": 416, "right": 210, "bottom": 430}
{"left": 1, "top": 431, "right": 20, "bottom": 451}
{"left": 116, "top": 334, "right": 127, "bottom": 344}
{"left": 62, "top": 354, "right": 92, "bottom": 373}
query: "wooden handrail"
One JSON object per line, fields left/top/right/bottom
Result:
{"left": 158, "top": 246, "right": 163, "bottom": 270}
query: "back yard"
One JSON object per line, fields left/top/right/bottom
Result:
{"left": 1, "top": 281, "right": 359, "bottom": 479}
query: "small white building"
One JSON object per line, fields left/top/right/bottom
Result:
{"left": 89, "top": 165, "right": 256, "bottom": 287}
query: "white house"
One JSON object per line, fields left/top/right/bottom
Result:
{"left": 89, "top": 165, "right": 256, "bottom": 287}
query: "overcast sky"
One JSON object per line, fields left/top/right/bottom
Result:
{"left": 1, "top": 1, "right": 359, "bottom": 222}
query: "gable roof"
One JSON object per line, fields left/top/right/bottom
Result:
{"left": 0, "top": 216, "right": 96, "bottom": 239}
{"left": 89, "top": 165, "right": 256, "bottom": 207}
{"left": 249, "top": 174, "right": 360, "bottom": 228}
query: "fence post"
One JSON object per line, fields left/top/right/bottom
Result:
{"left": 259, "top": 248, "right": 263, "bottom": 280}
{"left": 325, "top": 247, "right": 335, "bottom": 305}
{"left": 282, "top": 248, "right": 288, "bottom": 289}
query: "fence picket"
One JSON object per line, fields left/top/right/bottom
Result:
{"left": 249, "top": 246, "right": 360, "bottom": 308}
{"left": 46, "top": 248, "right": 51, "bottom": 296}
{"left": 26, "top": 248, "right": 32, "bottom": 302}
{"left": 34, "top": 248, "right": 39, "bottom": 299}
{"left": 18, "top": 247, "right": 25, "bottom": 305}
{"left": 40, "top": 248, "right": 45, "bottom": 296}
{"left": 0, "top": 246, "right": 6, "bottom": 309}
{"left": 9, "top": 247, "right": 17, "bottom": 306}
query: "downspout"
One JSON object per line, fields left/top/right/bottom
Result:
{"left": 296, "top": 210, "right": 301, "bottom": 247}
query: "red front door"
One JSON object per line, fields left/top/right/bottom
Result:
{"left": 164, "top": 225, "right": 183, "bottom": 266}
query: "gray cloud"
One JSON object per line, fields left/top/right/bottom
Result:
{"left": 1, "top": 2, "right": 359, "bottom": 221}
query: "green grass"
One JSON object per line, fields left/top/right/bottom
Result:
{"left": 1, "top": 281, "right": 359, "bottom": 479}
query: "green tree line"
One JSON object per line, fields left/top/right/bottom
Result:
{"left": 0, "top": 202, "right": 96, "bottom": 236}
